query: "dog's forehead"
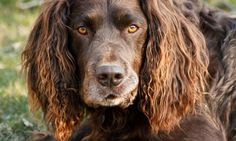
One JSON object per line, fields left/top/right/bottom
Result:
{"left": 71, "top": 0, "right": 141, "bottom": 13}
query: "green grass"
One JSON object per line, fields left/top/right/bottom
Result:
{"left": 0, "top": 0, "right": 235, "bottom": 141}
{"left": 0, "top": 0, "right": 45, "bottom": 140}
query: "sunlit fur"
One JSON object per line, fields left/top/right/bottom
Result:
{"left": 177, "top": 1, "right": 236, "bottom": 140}
{"left": 199, "top": 8, "right": 236, "bottom": 141}
{"left": 22, "top": 1, "right": 84, "bottom": 140}
{"left": 22, "top": 0, "right": 210, "bottom": 140}
{"left": 139, "top": 0, "right": 208, "bottom": 132}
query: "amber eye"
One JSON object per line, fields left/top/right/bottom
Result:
{"left": 128, "top": 24, "right": 139, "bottom": 33}
{"left": 77, "top": 26, "right": 88, "bottom": 35}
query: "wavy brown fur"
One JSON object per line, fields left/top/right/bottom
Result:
{"left": 22, "top": 0, "right": 232, "bottom": 141}
{"left": 176, "top": 1, "right": 236, "bottom": 140}
{"left": 139, "top": 0, "right": 208, "bottom": 132}
{"left": 199, "top": 8, "right": 236, "bottom": 141}
{"left": 212, "top": 30, "right": 236, "bottom": 141}
{"left": 22, "top": 0, "right": 85, "bottom": 140}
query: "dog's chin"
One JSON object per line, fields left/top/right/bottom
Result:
{"left": 85, "top": 91, "right": 137, "bottom": 109}
{"left": 83, "top": 88, "right": 138, "bottom": 108}
{"left": 95, "top": 94, "right": 137, "bottom": 108}
{"left": 82, "top": 78, "right": 138, "bottom": 109}
{"left": 82, "top": 71, "right": 139, "bottom": 108}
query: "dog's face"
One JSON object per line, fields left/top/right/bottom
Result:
{"left": 23, "top": 0, "right": 209, "bottom": 139}
{"left": 69, "top": 0, "right": 147, "bottom": 108}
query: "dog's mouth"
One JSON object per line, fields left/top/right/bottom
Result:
{"left": 105, "top": 94, "right": 118, "bottom": 100}
{"left": 82, "top": 72, "right": 139, "bottom": 108}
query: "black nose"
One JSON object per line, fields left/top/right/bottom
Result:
{"left": 96, "top": 65, "right": 125, "bottom": 87}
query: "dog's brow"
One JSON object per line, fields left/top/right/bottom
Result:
{"left": 112, "top": 11, "right": 146, "bottom": 29}
{"left": 71, "top": 12, "right": 103, "bottom": 29}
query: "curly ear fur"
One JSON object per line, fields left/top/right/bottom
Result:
{"left": 174, "top": 0, "right": 203, "bottom": 25}
{"left": 139, "top": 0, "right": 209, "bottom": 133}
{"left": 22, "top": 0, "right": 84, "bottom": 140}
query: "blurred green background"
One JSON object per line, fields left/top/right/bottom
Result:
{"left": 0, "top": 0, "right": 235, "bottom": 141}
{"left": 0, "top": 0, "right": 44, "bottom": 141}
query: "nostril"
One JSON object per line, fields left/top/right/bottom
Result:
{"left": 112, "top": 73, "right": 124, "bottom": 85}
{"left": 114, "top": 73, "right": 124, "bottom": 80}
{"left": 97, "top": 73, "right": 110, "bottom": 86}
{"left": 98, "top": 73, "right": 108, "bottom": 80}
{"left": 96, "top": 65, "right": 125, "bottom": 87}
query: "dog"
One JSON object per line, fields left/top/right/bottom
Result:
{"left": 22, "top": 0, "right": 236, "bottom": 140}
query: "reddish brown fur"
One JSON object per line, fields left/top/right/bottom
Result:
{"left": 22, "top": 1, "right": 84, "bottom": 140}
{"left": 199, "top": 8, "right": 236, "bottom": 141}
{"left": 22, "top": 0, "right": 235, "bottom": 141}
{"left": 178, "top": 1, "right": 236, "bottom": 140}
{"left": 138, "top": 0, "right": 208, "bottom": 132}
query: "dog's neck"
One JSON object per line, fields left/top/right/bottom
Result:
{"left": 88, "top": 106, "right": 151, "bottom": 140}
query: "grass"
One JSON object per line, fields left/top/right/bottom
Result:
{"left": 0, "top": 0, "right": 45, "bottom": 140}
{"left": 0, "top": 0, "right": 235, "bottom": 141}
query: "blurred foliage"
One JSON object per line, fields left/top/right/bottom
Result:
{"left": 0, "top": 0, "right": 44, "bottom": 141}
{"left": 205, "top": 0, "right": 236, "bottom": 11}
{"left": 0, "top": 0, "right": 235, "bottom": 141}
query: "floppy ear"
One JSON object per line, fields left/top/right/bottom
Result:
{"left": 22, "top": 0, "right": 84, "bottom": 140}
{"left": 139, "top": 0, "right": 209, "bottom": 133}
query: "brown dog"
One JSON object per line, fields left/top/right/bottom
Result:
{"left": 22, "top": 0, "right": 236, "bottom": 141}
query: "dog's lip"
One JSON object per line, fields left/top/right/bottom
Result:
{"left": 105, "top": 93, "right": 119, "bottom": 99}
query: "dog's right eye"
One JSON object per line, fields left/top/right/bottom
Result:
{"left": 77, "top": 26, "right": 88, "bottom": 35}
{"left": 128, "top": 24, "right": 139, "bottom": 33}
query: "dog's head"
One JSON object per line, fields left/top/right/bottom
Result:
{"left": 22, "top": 0, "right": 208, "bottom": 140}
{"left": 69, "top": 0, "right": 147, "bottom": 108}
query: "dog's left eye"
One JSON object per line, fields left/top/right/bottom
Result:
{"left": 128, "top": 24, "right": 139, "bottom": 33}
{"left": 77, "top": 26, "right": 88, "bottom": 35}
